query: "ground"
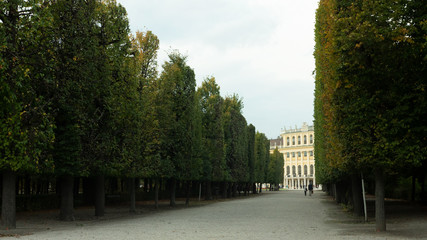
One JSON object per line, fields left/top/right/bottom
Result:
{"left": 0, "top": 190, "right": 426, "bottom": 239}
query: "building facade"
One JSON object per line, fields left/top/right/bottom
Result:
{"left": 270, "top": 122, "right": 315, "bottom": 189}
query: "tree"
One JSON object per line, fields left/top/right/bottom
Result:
{"left": 314, "top": 0, "right": 427, "bottom": 231}
{"left": 79, "top": 0, "right": 132, "bottom": 217}
{"left": 157, "top": 52, "right": 197, "bottom": 206}
{"left": 50, "top": 0, "right": 101, "bottom": 221}
{"left": 254, "top": 132, "right": 269, "bottom": 192}
{"left": 197, "top": 77, "right": 225, "bottom": 199}
{"left": 246, "top": 124, "right": 256, "bottom": 193}
{"left": 126, "top": 29, "right": 160, "bottom": 211}
{"left": 223, "top": 95, "right": 248, "bottom": 195}
{"left": 0, "top": 0, "right": 55, "bottom": 229}
{"left": 268, "top": 148, "right": 284, "bottom": 189}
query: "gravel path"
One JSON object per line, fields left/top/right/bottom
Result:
{"left": 2, "top": 190, "right": 426, "bottom": 239}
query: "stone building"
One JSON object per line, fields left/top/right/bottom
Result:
{"left": 270, "top": 122, "right": 316, "bottom": 189}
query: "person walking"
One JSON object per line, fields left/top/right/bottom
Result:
{"left": 304, "top": 186, "right": 307, "bottom": 196}
{"left": 308, "top": 183, "right": 313, "bottom": 196}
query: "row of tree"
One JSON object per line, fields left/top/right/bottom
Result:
{"left": 314, "top": 0, "right": 426, "bottom": 232}
{"left": 0, "top": 0, "right": 283, "bottom": 229}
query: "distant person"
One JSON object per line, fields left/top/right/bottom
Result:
{"left": 308, "top": 183, "right": 313, "bottom": 196}
{"left": 304, "top": 187, "right": 307, "bottom": 196}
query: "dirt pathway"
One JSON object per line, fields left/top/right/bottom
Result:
{"left": 1, "top": 191, "right": 426, "bottom": 239}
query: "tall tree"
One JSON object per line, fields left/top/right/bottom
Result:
{"left": 314, "top": 0, "right": 427, "bottom": 231}
{"left": 268, "top": 148, "right": 284, "bottom": 189}
{"left": 254, "top": 132, "right": 269, "bottom": 192}
{"left": 197, "top": 77, "right": 225, "bottom": 199}
{"left": 126, "top": 29, "right": 160, "bottom": 211}
{"left": 50, "top": 0, "right": 101, "bottom": 221}
{"left": 247, "top": 124, "right": 256, "bottom": 193}
{"left": 0, "top": 0, "right": 55, "bottom": 229}
{"left": 84, "top": 0, "right": 132, "bottom": 217}
{"left": 223, "top": 94, "right": 248, "bottom": 195}
{"left": 157, "top": 52, "right": 197, "bottom": 206}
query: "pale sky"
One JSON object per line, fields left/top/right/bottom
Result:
{"left": 116, "top": 0, "right": 319, "bottom": 139}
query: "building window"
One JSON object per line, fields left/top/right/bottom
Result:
{"left": 287, "top": 137, "right": 290, "bottom": 146}
{"left": 286, "top": 166, "right": 290, "bottom": 175}
{"left": 298, "top": 165, "right": 301, "bottom": 176}
{"left": 304, "top": 151, "right": 307, "bottom": 157}
{"left": 287, "top": 152, "right": 290, "bottom": 158}
{"left": 298, "top": 136, "right": 301, "bottom": 145}
{"left": 310, "top": 165, "right": 314, "bottom": 175}
{"left": 292, "top": 136, "right": 295, "bottom": 145}
{"left": 297, "top": 152, "right": 301, "bottom": 157}
{"left": 304, "top": 135, "right": 307, "bottom": 144}
{"left": 292, "top": 166, "right": 296, "bottom": 175}
{"left": 292, "top": 152, "right": 295, "bottom": 157}
{"left": 304, "top": 165, "right": 308, "bottom": 175}
{"left": 310, "top": 134, "right": 313, "bottom": 144}
{"left": 310, "top": 151, "right": 313, "bottom": 156}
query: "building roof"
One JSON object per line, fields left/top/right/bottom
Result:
{"left": 281, "top": 122, "right": 314, "bottom": 134}
{"left": 269, "top": 137, "right": 283, "bottom": 149}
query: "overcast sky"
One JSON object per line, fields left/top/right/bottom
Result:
{"left": 116, "top": 0, "right": 319, "bottom": 139}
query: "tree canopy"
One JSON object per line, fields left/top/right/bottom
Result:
{"left": 314, "top": 0, "right": 427, "bottom": 232}
{"left": 0, "top": 0, "right": 274, "bottom": 229}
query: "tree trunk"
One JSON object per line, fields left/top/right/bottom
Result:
{"left": 148, "top": 178, "right": 153, "bottom": 193}
{"left": 411, "top": 175, "right": 416, "bottom": 202}
{"left": 335, "top": 183, "right": 342, "bottom": 203}
{"left": 129, "top": 177, "right": 136, "bottom": 213}
{"left": 82, "top": 177, "right": 94, "bottom": 205}
{"left": 73, "top": 177, "right": 80, "bottom": 197}
{"left": 375, "top": 169, "right": 386, "bottom": 232}
{"left": 154, "top": 178, "right": 159, "bottom": 209}
{"left": 185, "top": 181, "right": 191, "bottom": 207}
{"left": 110, "top": 177, "right": 118, "bottom": 194}
{"left": 232, "top": 183, "right": 237, "bottom": 198}
{"left": 170, "top": 178, "right": 176, "bottom": 207}
{"left": 351, "top": 174, "right": 363, "bottom": 216}
{"left": 94, "top": 176, "right": 105, "bottom": 217}
{"left": 144, "top": 178, "right": 149, "bottom": 193}
{"left": 213, "top": 182, "right": 219, "bottom": 199}
{"left": 420, "top": 173, "right": 425, "bottom": 203}
{"left": 221, "top": 182, "right": 227, "bottom": 198}
{"left": 332, "top": 183, "right": 337, "bottom": 198}
{"left": 24, "top": 175, "right": 30, "bottom": 196}
{"left": 1, "top": 170, "right": 16, "bottom": 229}
{"left": 205, "top": 181, "right": 212, "bottom": 200}
{"left": 60, "top": 175, "right": 75, "bottom": 221}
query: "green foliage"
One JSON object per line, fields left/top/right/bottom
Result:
{"left": 157, "top": 52, "right": 200, "bottom": 180}
{"left": 49, "top": 0, "right": 98, "bottom": 176}
{"left": 118, "top": 30, "right": 161, "bottom": 178}
{"left": 314, "top": 0, "right": 427, "bottom": 183}
{"left": 268, "top": 148, "right": 284, "bottom": 185}
{"left": 83, "top": 0, "right": 131, "bottom": 177}
{"left": 247, "top": 124, "right": 256, "bottom": 183}
{"left": 0, "top": 0, "right": 270, "bottom": 191}
{"left": 254, "top": 132, "right": 269, "bottom": 183}
{"left": 0, "top": 0, "right": 55, "bottom": 173}
{"left": 197, "top": 77, "right": 226, "bottom": 182}
{"left": 131, "top": 30, "right": 160, "bottom": 80}
{"left": 223, "top": 95, "right": 248, "bottom": 182}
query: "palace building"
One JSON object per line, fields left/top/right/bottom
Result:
{"left": 270, "top": 122, "right": 316, "bottom": 189}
